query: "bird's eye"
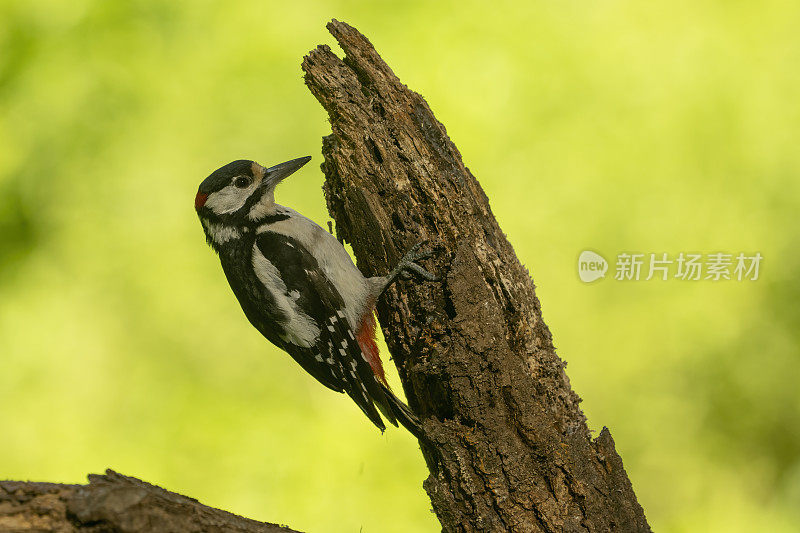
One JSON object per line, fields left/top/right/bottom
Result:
{"left": 233, "top": 176, "right": 252, "bottom": 189}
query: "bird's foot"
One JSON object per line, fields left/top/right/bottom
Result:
{"left": 392, "top": 241, "right": 439, "bottom": 282}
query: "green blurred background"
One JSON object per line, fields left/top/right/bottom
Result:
{"left": 1, "top": 0, "right": 798, "bottom": 531}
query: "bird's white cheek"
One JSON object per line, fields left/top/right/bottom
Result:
{"left": 205, "top": 185, "right": 254, "bottom": 215}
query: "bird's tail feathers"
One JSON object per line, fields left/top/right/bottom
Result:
{"left": 378, "top": 384, "right": 424, "bottom": 439}
{"left": 350, "top": 392, "right": 387, "bottom": 432}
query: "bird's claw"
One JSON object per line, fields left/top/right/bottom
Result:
{"left": 396, "top": 241, "right": 439, "bottom": 282}
{"left": 401, "top": 241, "right": 435, "bottom": 263}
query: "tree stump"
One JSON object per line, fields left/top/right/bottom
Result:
{"left": 302, "top": 19, "right": 650, "bottom": 533}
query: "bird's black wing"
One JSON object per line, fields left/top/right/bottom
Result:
{"left": 254, "top": 230, "right": 397, "bottom": 431}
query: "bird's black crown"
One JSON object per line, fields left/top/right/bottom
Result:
{"left": 198, "top": 160, "right": 255, "bottom": 194}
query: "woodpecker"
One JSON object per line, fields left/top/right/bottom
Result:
{"left": 195, "top": 156, "right": 436, "bottom": 435}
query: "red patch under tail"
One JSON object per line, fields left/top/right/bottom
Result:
{"left": 356, "top": 311, "right": 388, "bottom": 387}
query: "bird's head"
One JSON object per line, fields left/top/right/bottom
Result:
{"left": 195, "top": 156, "right": 310, "bottom": 248}
{"left": 195, "top": 156, "right": 310, "bottom": 232}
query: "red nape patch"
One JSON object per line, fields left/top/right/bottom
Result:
{"left": 195, "top": 192, "right": 208, "bottom": 210}
{"left": 356, "top": 312, "right": 388, "bottom": 386}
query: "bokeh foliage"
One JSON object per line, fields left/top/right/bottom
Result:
{"left": 1, "top": 1, "right": 799, "bottom": 531}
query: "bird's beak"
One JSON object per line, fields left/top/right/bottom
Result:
{"left": 264, "top": 156, "right": 312, "bottom": 188}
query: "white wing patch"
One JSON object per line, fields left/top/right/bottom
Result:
{"left": 251, "top": 244, "right": 320, "bottom": 348}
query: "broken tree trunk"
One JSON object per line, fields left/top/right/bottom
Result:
{"left": 0, "top": 470, "right": 299, "bottom": 533}
{"left": 303, "top": 20, "right": 650, "bottom": 533}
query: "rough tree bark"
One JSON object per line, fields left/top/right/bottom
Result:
{"left": 302, "top": 20, "right": 650, "bottom": 533}
{"left": 0, "top": 470, "right": 298, "bottom": 533}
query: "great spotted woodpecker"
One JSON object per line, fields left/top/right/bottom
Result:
{"left": 195, "top": 156, "right": 436, "bottom": 435}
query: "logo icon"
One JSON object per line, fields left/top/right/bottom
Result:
{"left": 578, "top": 250, "right": 608, "bottom": 283}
